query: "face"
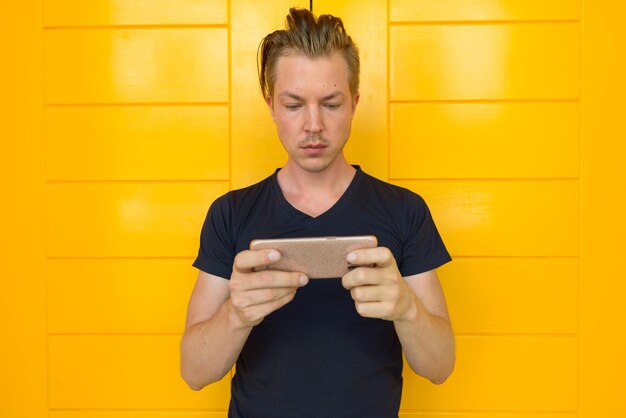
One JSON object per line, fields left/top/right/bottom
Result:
{"left": 267, "top": 52, "right": 359, "bottom": 174}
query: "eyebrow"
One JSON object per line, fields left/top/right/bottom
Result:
{"left": 278, "top": 91, "right": 345, "bottom": 101}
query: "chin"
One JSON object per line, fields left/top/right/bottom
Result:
{"left": 295, "top": 159, "right": 333, "bottom": 173}
{"left": 300, "top": 163, "right": 330, "bottom": 173}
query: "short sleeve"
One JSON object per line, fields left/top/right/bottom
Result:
{"left": 399, "top": 193, "right": 452, "bottom": 276}
{"left": 192, "top": 195, "right": 236, "bottom": 279}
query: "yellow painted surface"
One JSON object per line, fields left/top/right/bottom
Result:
{"left": 390, "top": 102, "right": 579, "bottom": 179}
{"left": 580, "top": 1, "right": 626, "bottom": 418}
{"left": 395, "top": 180, "right": 579, "bottom": 256}
{"left": 44, "top": 28, "right": 228, "bottom": 103}
{"left": 46, "top": 182, "right": 229, "bottom": 257}
{"left": 2, "top": 0, "right": 625, "bottom": 416}
{"left": 390, "top": 0, "right": 580, "bottom": 22}
{"left": 439, "top": 258, "right": 578, "bottom": 334}
{"left": 45, "top": 105, "right": 229, "bottom": 180}
{"left": 0, "top": 3, "right": 47, "bottom": 418}
{"left": 400, "top": 414, "right": 576, "bottom": 418}
{"left": 43, "top": 0, "right": 228, "bottom": 26}
{"left": 401, "top": 336, "right": 578, "bottom": 411}
{"left": 50, "top": 413, "right": 228, "bottom": 418}
{"left": 314, "top": 0, "right": 388, "bottom": 180}
{"left": 230, "top": 0, "right": 309, "bottom": 188}
{"left": 48, "top": 335, "right": 230, "bottom": 409}
{"left": 390, "top": 23, "right": 580, "bottom": 101}
{"left": 47, "top": 259, "right": 197, "bottom": 333}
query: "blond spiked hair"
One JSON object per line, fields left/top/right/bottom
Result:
{"left": 258, "top": 8, "right": 360, "bottom": 100}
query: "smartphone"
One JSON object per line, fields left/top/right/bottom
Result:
{"left": 250, "top": 235, "right": 378, "bottom": 279}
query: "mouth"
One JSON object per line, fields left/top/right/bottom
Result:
{"left": 301, "top": 142, "right": 328, "bottom": 155}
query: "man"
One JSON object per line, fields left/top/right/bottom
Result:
{"left": 181, "top": 8, "right": 454, "bottom": 418}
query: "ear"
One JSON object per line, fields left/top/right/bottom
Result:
{"left": 266, "top": 95, "right": 276, "bottom": 122}
{"left": 351, "top": 92, "right": 360, "bottom": 115}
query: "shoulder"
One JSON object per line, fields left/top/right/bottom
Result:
{"left": 211, "top": 174, "right": 274, "bottom": 213}
{"left": 360, "top": 171, "right": 427, "bottom": 208}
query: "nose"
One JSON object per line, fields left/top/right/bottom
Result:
{"left": 304, "top": 106, "right": 323, "bottom": 133}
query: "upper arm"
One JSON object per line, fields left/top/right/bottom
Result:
{"left": 404, "top": 269, "right": 450, "bottom": 322}
{"left": 184, "top": 270, "right": 231, "bottom": 330}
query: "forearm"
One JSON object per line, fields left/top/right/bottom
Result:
{"left": 394, "top": 294, "right": 455, "bottom": 384}
{"left": 180, "top": 299, "right": 252, "bottom": 390}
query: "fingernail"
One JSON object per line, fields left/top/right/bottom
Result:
{"left": 268, "top": 251, "right": 280, "bottom": 261}
{"left": 347, "top": 252, "right": 357, "bottom": 263}
{"left": 299, "top": 275, "right": 309, "bottom": 286}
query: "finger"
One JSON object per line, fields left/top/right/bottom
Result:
{"left": 353, "top": 301, "right": 394, "bottom": 320}
{"left": 349, "top": 284, "right": 387, "bottom": 303}
{"left": 230, "top": 270, "right": 308, "bottom": 293}
{"left": 342, "top": 266, "right": 382, "bottom": 290}
{"left": 265, "top": 288, "right": 298, "bottom": 312}
{"left": 346, "top": 246, "right": 396, "bottom": 268}
{"left": 231, "top": 286, "right": 298, "bottom": 310}
{"left": 234, "top": 249, "right": 281, "bottom": 273}
{"left": 237, "top": 289, "right": 298, "bottom": 325}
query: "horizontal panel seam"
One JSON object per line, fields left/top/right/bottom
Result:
{"left": 397, "top": 409, "right": 578, "bottom": 414}
{"left": 43, "top": 24, "right": 229, "bottom": 30}
{"left": 46, "top": 333, "right": 578, "bottom": 338}
{"left": 44, "top": 102, "right": 230, "bottom": 107}
{"left": 46, "top": 256, "right": 195, "bottom": 260}
{"left": 389, "top": 99, "right": 580, "bottom": 104}
{"left": 48, "top": 333, "right": 184, "bottom": 337}
{"left": 48, "top": 408, "right": 574, "bottom": 413}
{"left": 389, "top": 178, "right": 580, "bottom": 181}
{"left": 450, "top": 255, "right": 579, "bottom": 259}
{"left": 454, "top": 333, "right": 578, "bottom": 337}
{"left": 389, "top": 19, "right": 580, "bottom": 26}
{"left": 44, "top": 256, "right": 580, "bottom": 260}
{"left": 48, "top": 408, "right": 229, "bottom": 412}
{"left": 46, "top": 180, "right": 230, "bottom": 184}
{"left": 45, "top": 178, "right": 580, "bottom": 183}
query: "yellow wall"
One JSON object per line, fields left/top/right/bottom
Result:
{"left": 1, "top": 1, "right": 624, "bottom": 417}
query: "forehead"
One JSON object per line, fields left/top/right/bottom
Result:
{"left": 273, "top": 52, "right": 350, "bottom": 97}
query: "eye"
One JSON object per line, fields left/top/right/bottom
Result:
{"left": 285, "top": 103, "right": 302, "bottom": 110}
{"left": 324, "top": 103, "right": 341, "bottom": 110}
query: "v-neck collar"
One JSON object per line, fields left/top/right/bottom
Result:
{"left": 270, "top": 165, "right": 363, "bottom": 223}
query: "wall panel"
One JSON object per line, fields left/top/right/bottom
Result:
{"left": 390, "top": 0, "right": 580, "bottom": 22}
{"left": 390, "top": 102, "right": 579, "bottom": 179}
{"left": 51, "top": 413, "right": 227, "bottom": 418}
{"left": 45, "top": 105, "right": 229, "bottom": 180}
{"left": 580, "top": 1, "right": 626, "bottom": 417}
{"left": 41, "top": 0, "right": 240, "bottom": 415}
{"left": 314, "top": 0, "right": 389, "bottom": 180}
{"left": 390, "top": 23, "right": 580, "bottom": 101}
{"left": 439, "top": 258, "right": 578, "bottom": 334}
{"left": 230, "top": 0, "right": 309, "bottom": 188}
{"left": 328, "top": 2, "right": 582, "bottom": 415}
{"left": 400, "top": 414, "right": 576, "bottom": 418}
{"left": 401, "top": 336, "right": 578, "bottom": 411}
{"left": 394, "top": 180, "right": 579, "bottom": 256}
{"left": 44, "top": 28, "right": 228, "bottom": 103}
{"left": 0, "top": 2, "right": 47, "bottom": 417}
{"left": 48, "top": 335, "right": 230, "bottom": 409}
{"left": 43, "top": 0, "right": 228, "bottom": 26}
{"left": 46, "top": 182, "right": 229, "bottom": 257}
{"left": 47, "top": 259, "right": 197, "bottom": 334}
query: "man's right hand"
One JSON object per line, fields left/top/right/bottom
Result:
{"left": 228, "top": 249, "right": 308, "bottom": 327}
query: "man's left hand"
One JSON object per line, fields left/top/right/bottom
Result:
{"left": 341, "top": 247, "right": 417, "bottom": 322}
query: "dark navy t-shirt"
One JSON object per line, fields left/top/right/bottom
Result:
{"left": 193, "top": 166, "right": 451, "bottom": 418}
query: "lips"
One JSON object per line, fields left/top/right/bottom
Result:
{"left": 301, "top": 143, "right": 327, "bottom": 155}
